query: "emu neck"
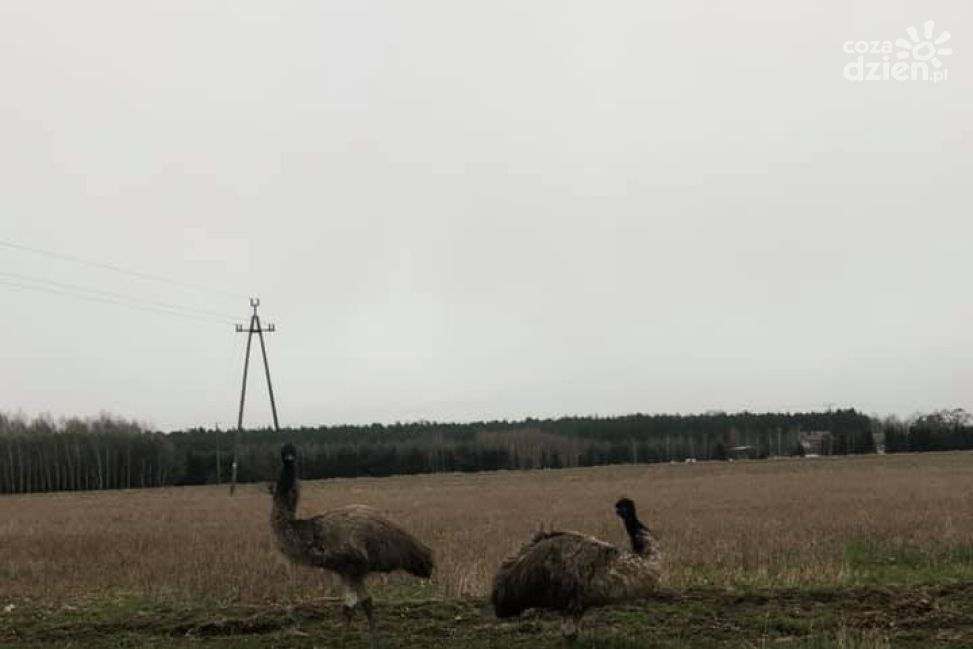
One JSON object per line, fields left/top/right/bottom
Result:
{"left": 621, "top": 515, "right": 648, "bottom": 556}
{"left": 272, "top": 462, "right": 298, "bottom": 525}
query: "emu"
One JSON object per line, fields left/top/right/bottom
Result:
{"left": 490, "top": 497, "right": 662, "bottom": 643}
{"left": 271, "top": 443, "right": 433, "bottom": 644}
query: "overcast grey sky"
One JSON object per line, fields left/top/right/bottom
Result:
{"left": 1, "top": 1, "right": 971, "bottom": 431}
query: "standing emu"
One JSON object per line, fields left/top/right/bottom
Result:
{"left": 271, "top": 443, "right": 433, "bottom": 643}
{"left": 490, "top": 498, "right": 662, "bottom": 643}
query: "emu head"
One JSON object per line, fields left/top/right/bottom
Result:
{"left": 614, "top": 497, "right": 637, "bottom": 520}
{"left": 281, "top": 442, "right": 297, "bottom": 465}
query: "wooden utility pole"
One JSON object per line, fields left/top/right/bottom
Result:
{"left": 230, "top": 298, "right": 279, "bottom": 495}
{"left": 215, "top": 424, "right": 222, "bottom": 485}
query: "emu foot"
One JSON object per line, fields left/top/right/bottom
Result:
{"left": 560, "top": 615, "right": 581, "bottom": 644}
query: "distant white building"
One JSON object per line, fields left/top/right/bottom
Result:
{"left": 800, "top": 431, "right": 833, "bottom": 455}
{"left": 729, "top": 445, "right": 755, "bottom": 460}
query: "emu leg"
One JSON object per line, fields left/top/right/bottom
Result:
{"left": 339, "top": 575, "right": 360, "bottom": 647}
{"left": 341, "top": 576, "right": 359, "bottom": 620}
{"left": 352, "top": 578, "right": 378, "bottom": 648}
{"left": 361, "top": 598, "right": 376, "bottom": 635}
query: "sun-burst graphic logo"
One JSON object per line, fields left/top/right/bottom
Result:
{"left": 896, "top": 20, "right": 953, "bottom": 68}
{"left": 842, "top": 20, "right": 954, "bottom": 83}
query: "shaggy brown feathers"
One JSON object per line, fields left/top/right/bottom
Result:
{"left": 490, "top": 498, "right": 661, "bottom": 641}
{"left": 272, "top": 504, "right": 433, "bottom": 578}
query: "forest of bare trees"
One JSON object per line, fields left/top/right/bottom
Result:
{"left": 0, "top": 408, "right": 900, "bottom": 495}
{"left": 0, "top": 414, "right": 180, "bottom": 493}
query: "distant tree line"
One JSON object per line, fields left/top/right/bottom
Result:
{"left": 882, "top": 409, "right": 973, "bottom": 453}
{"left": 0, "top": 414, "right": 180, "bottom": 494}
{"left": 0, "top": 408, "right": 888, "bottom": 494}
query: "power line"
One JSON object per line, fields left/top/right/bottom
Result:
{"left": 0, "top": 238, "right": 248, "bottom": 300}
{"left": 0, "top": 277, "right": 236, "bottom": 325}
{"left": 0, "top": 270, "right": 238, "bottom": 322}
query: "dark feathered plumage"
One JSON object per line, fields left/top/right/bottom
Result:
{"left": 271, "top": 443, "right": 433, "bottom": 640}
{"left": 490, "top": 498, "right": 661, "bottom": 642}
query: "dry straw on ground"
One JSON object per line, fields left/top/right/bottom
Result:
{"left": 1, "top": 452, "right": 971, "bottom": 605}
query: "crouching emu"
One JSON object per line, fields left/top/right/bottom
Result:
{"left": 270, "top": 443, "right": 433, "bottom": 644}
{"left": 490, "top": 498, "right": 662, "bottom": 643}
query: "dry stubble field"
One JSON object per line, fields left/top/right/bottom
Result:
{"left": 2, "top": 452, "right": 973, "bottom": 648}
